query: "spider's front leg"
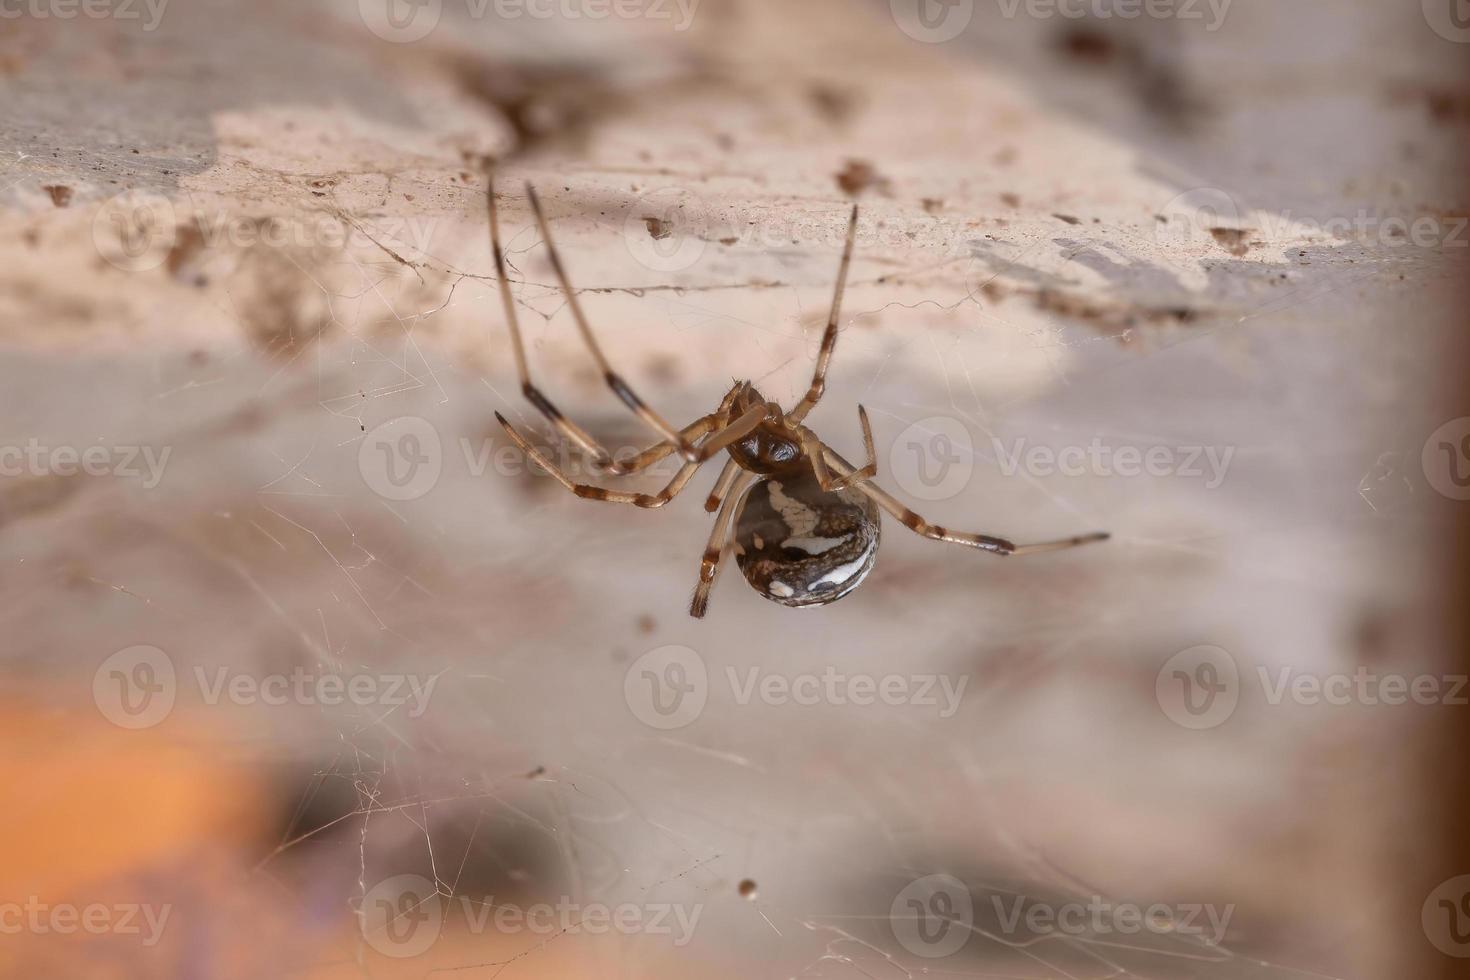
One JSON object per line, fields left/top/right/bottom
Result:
{"left": 524, "top": 183, "right": 699, "bottom": 459}
{"left": 495, "top": 413, "right": 703, "bottom": 508}
{"left": 494, "top": 405, "right": 766, "bottom": 508}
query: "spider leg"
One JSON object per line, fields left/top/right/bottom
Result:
{"left": 495, "top": 413, "right": 704, "bottom": 508}
{"left": 819, "top": 446, "right": 1110, "bottom": 556}
{"left": 525, "top": 183, "right": 698, "bottom": 460}
{"left": 486, "top": 174, "right": 621, "bottom": 470}
{"left": 801, "top": 404, "right": 876, "bottom": 492}
{"left": 787, "top": 203, "right": 860, "bottom": 423}
{"left": 607, "top": 412, "right": 721, "bottom": 477}
{"left": 690, "top": 472, "right": 755, "bottom": 618}
{"left": 494, "top": 404, "right": 765, "bottom": 508}
{"left": 703, "top": 458, "right": 740, "bottom": 512}
{"left": 611, "top": 383, "right": 745, "bottom": 477}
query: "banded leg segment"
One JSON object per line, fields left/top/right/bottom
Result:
{"left": 487, "top": 175, "right": 616, "bottom": 469}
{"left": 788, "top": 204, "right": 860, "bottom": 423}
{"left": 610, "top": 412, "right": 722, "bottom": 477}
{"left": 690, "top": 472, "right": 754, "bottom": 618}
{"left": 496, "top": 412, "right": 706, "bottom": 509}
{"left": 802, "top": 404, "right": 876, "bottom": 492}
{"left": 819, "top": 448, "right": 1110, "bottom": 556}
{"left": 525, "top": 184, "right": 697, "bottom": 460}
{"left": 495, "top": 403, "right": 765, "bottom": 508}
{"left": 607, "top": 382, "right": 746, "bottom": 476}
{"left": 703, "top": 459, "right": 740, "bottom": 513}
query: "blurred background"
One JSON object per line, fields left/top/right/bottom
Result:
{"left": 2, "top": 1, "right": 1468, "bottom": 977}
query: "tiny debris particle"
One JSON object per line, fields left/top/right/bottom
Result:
{"left": 808, "top": 81, "right": 858, "bottom": 125}
{"left": 1210, "top": 227, "right": 1254, "bottom": 257}
{"left": 1056, "top": 26, "right": 1116, "bottom": 64}
{"left": 835, "top": 159, "right": 890, "bottom": 198}
{"left": 1000, "top": 192, "right": 1021, "bottom": 208}
{"left": 738, "top": 879, "right": 758, "bottom": 900}
{"left": 43, "top": 185, "right": 73, "bottom": 207}
{"left": 526, "top": 765, "right": 546, "bottom": 778}
{"left": 1052, "top": 213, "right": 1081, "bottom": 225}
{"left": 643, "top": 216, "right": 673, "bottom": 240}
{"left": 636, "top": 614, "right": 657, "bottom": 634}
{"left": 921, "top": 197, "right": 943, "bottom": 214}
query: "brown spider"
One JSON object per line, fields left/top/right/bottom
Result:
{"left": 486, "top": 177, "right": 1109, "bottom": 618}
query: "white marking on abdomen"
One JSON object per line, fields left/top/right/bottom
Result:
{"left": 816, "top": 556, "right": 868, "bottom": 587}
{"left": 766, "top": 481, "right": 818, "bottom": 538}
{"left": 785, "top": 536, "right": 844, "bottom": 555}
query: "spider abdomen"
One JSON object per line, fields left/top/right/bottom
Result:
{"left": 732, "top": 470, "right": 881, "bottom": 608}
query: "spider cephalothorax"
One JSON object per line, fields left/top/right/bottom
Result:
{"left": 485, "top": 175, "right": 1109, "bottom": 618}
{"left": 726, "top": 392, "right": 805, "bottom": 477}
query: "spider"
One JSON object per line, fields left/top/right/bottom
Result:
{"left": 486, "top": 176, "right": 1109, "bottom": 618}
